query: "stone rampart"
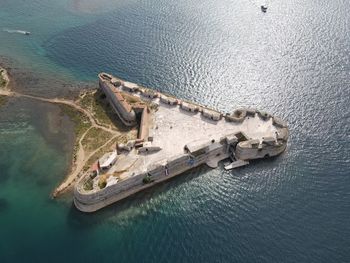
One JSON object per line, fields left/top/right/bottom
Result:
{"left": 74, "top": 73, "right": 289, "bottom": 212}
{"left": 99, "top": 73, "right": 136, "bottom": 126}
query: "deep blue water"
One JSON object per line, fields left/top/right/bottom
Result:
{"left": 0, "top": 0, "right": 349, "bottom": 262}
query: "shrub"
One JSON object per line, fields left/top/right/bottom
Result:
{"left": 83, "top": 179, "right": 93, "bottom": 191}
{"left": 98, "top": 180, "right": 107, "bottom": 189}
{"left": 142, "top": 175, "right": 152, "bottom": 184}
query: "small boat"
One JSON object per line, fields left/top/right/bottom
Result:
{"left": 261, "top": 5, "right": 268, "bottom": 12}
{"left": 3, "top": 29, "right": 31, "bottom": 35}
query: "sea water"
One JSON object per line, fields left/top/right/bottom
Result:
{"left": 0, "top": 0, "right": 349, "bottom": 262}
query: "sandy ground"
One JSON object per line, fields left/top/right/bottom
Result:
{"left": 0, "top": 67, "right": 120, "bottom": 197}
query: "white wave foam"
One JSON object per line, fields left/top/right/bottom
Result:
{"left": 3, "top": 28, "right": 30, "bottom": 35}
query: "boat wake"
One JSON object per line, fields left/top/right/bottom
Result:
{"left": 3, "top": 28, "right": 30, "bottom": 35}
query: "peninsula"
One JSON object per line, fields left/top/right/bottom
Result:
{"left": 0, "top": 67, "right": 137, "bottom": 197}
{"left": 74, "top": 73, "right": 289, "bottom": 212}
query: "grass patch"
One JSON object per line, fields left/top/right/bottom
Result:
{"left": 59, "top": 104, "right": 91, "bottom": 163}
{"left": 98, "top": 174, "right": 109, "bottom": 189}
{"left": 146, "top": 101, "right": 159, "bottom": 111}
{"left": 142, "top": 175, "right": 154, "bottom": 184}
{"left": 83, "top": 178, "right": 93, "bottom": 191}
{"left": 79, "top": 90, "right": 126, "bottom": 130}
{"left": 83, "top": 139, "right": 117, "bottom": 173}
{"left": 81, "top": 127, "right": 113, "bottom": 154}
{"left": 59, "top": 104, "right": 91, "bottom": 138}
{"left": 82, "top": 133, "right": 136, "bottom": 173}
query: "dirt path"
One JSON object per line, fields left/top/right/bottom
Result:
{"left": 1, "top": 68, "right": 121, "bottom": 197}
{"left": 52, "top": 126, "right": 93, "bottom": 196}
{"left": 19, "top": 93, "right": 118, "bottom": 134}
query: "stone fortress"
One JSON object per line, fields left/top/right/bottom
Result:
{"left": 74, "top": 73, "right": 289, "bottom": 212}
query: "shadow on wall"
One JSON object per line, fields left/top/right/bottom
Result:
{"left": 93, "top": 89, "right": 136, "bottom": 132}
{"left": 66, "top": 148, "right": 288, "bottom": 229}
{"left": 66, "top": 165, "right": 211, "bottom": 229}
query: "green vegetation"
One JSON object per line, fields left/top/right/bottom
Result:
{"left": 142, "top": 174, "right": 154, "bottom": 184}
{"left": 83, "top": 178, "right": 93, "bottom": 191}
{"left": 59, "top": 104, "right": 91, "bottom": 164}
{"left": 79, "top": 90, "right": 121, "bottom": 130}
{"left": 147, "top": 101, "right": 159, "bottom": 111}
{"left": 98, "top": 174, "right": 109, "bottom": 189}
{"left": 83, "top": 137, "right": 117, "bottom": 172}
{"left": 59, "top": 104, "right": 91, "bottom": 138}
{"left": 98, "top": 180, "right": 107, "bottom": 189}
{"left": 81, "top": 127, "right": 113, "bottom": 153}
{"left": 122, "top": 91, "right": 159, "bottom": 112}
{"left": 82, "top": 133, "right": 136, "bottom": 173}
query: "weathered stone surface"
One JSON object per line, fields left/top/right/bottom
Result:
{"left": 74, "top": 74, "right": 289, "bottom": 212}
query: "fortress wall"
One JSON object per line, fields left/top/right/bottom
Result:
{"left": 225, "top": 109, "right": 248, "bottom": 122}
{"left": 202, "top": 109, "right": 222, "bottom": 121}
{"left": 257, "top": 111, "right": 271, "bottom": 120}
{"left": 100, "top": 74, "right": 290, "bottom": 133}
{"left": 74, "top": 74, "right": 289, "bottom": 212}
{"left": 122, "top": 82, "right": 139, "bottom": 92}
{"left": 180, "top": 102, "right": 199, "bottom": 112}
{"left": 138, "top": 107, "right": 149, "bottom": 141}
{"left": 245, "top": 108, "right": 257, "bottom": 117}
{"left": 75, "top": 137, "right": 286, "bottom": 212}
{"left": 99, "top": 78, "right": 136, "bottom": 126}
{"left": 74, "top": 154, "right": 205, "bottom": 212}
{"left": 273, "top": 116, "right": 288, "bottom": 128}
{"left": 277, "top": 128, "right": 289, "bottom": 142}
{"left": 75, "top": 154, "right": 192, "bottom": 205}
{"left": 138, "top": 87, "right": 159, "bottom": 99}
{"left": 74, "top": 159, "right": 203, "bottom": 212}
{"left": 75, "top": 172, "right": 146, "bottom": 204}
{"left": 235, "top": 142, "right": 287, "bottom": 160}
{"left": 160, "top": 95, "right": 178, "bottom": 105}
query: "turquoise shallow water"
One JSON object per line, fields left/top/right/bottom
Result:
{"left": 0, "top": 0, "right": 350, "bottom": 262}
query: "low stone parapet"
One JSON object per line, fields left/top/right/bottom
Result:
{"left": 273, "top": 116, "right": 288, "bottom": 128}
{"left": 159, "top": 95, "right": 178, "bottom": 105}
{"left": 276, "top": 128, "right": 289, "bottom": 142}
{"left": 202, "top": 108, "right": 222, "bottom": 121}
{"left": 141, "top": 89, "right": 159, "bottom": 99}
{"left": 122, "top": 81, "right": 139, "bottom": 92}
{"left": 225, "top": 109, "right": 247, "bottom": 122}
{"left": 257, "top": 110, "right": 271, "bottom": 120}
{"left": 180, "top": 101, "right": 199, "bottom": 112}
